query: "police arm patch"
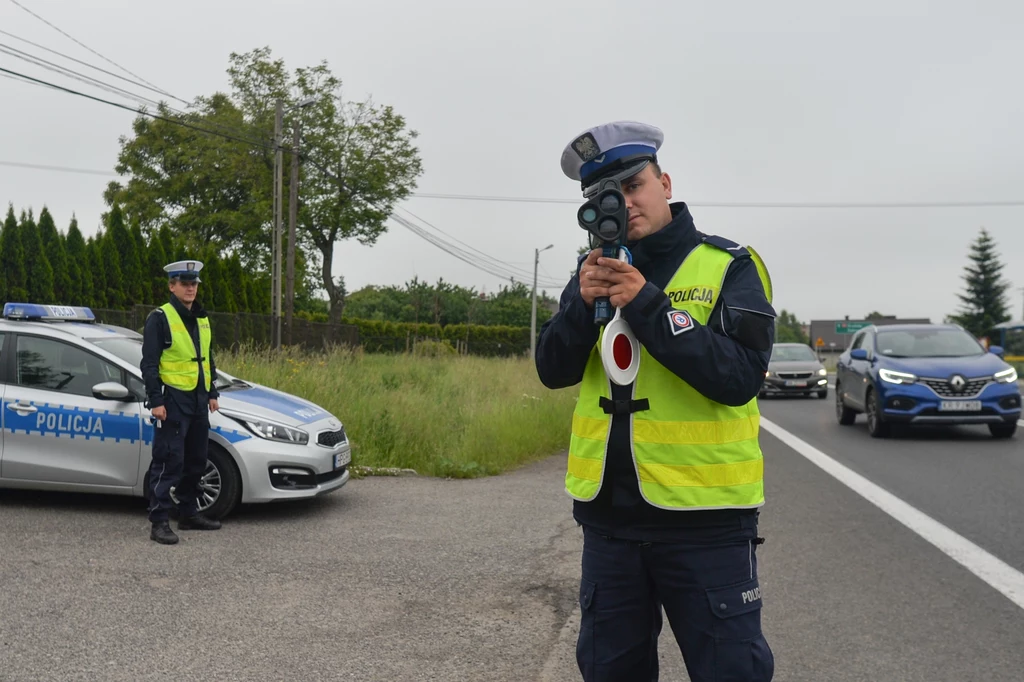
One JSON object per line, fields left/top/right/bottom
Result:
{"left": 667, "top": 310, "right": 695, "bottom": 336}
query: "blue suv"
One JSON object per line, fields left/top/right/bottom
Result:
{"left": 834, "top": 323, "right": 1021, "bottom": 438}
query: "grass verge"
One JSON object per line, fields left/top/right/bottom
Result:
{"left": 218, "top": 345, "right": 578, "bottom": 478}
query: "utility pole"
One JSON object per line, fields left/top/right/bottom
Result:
{"left": 530, "top": 244, "right": 553, "bottom": 360}
{"left": 272, "top": 98, "right": 284, "bottom": 350}
{"left": 286, "top": 119, "right": 300, "bottom": 347}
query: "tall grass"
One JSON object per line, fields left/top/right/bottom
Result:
{"left": 218, "top": 345, "right": 579, "bottom": 478}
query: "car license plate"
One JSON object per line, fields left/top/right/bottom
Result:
{"left": 334, "top": 451, "right": 350, "bottom": 469}
{"left": 939, "top": 400, "right": 982, "bottom": 411}
{"left": 785, "top": 380, "right": 807, "bottom": 387}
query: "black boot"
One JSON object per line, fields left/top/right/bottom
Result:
{"left": 178, "top": 514, "right": 221, "bottom": 531}
{"left": 150, "top": 521, "right": 179, "bottom": 544}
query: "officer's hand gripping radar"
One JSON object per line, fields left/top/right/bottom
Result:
{"left": 577, "top": 178, "right": 640, "bottom": 386}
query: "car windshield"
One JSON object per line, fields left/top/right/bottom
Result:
{"left": 875, "top": 328, "right": 985, "bottom": 358}
{"left": 771, "top": 345, "right": 818, "bottom": 362}
{"left": 90, "top": 337, "right": 243, "bottom": 389}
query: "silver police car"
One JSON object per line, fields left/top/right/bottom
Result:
{"left": 0, "top": 303, "right": 351, "bottom": 518}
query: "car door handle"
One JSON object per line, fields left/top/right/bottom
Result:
{"left": 6, "top": 402, "right": 38, "bottom": 414}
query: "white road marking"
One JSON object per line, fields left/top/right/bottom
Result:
{"left": 760, "top": 417, "right": 1024, "bottom": 610}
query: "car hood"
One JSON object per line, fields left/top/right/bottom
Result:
{"left": 215, "top": 382, "right": 333, "bottom": 427}
{"left": 881, "top": 352, "right": 1008, "bottom": 378}
{"left": 768, "top": 360, "right": 824, "bottom": 372}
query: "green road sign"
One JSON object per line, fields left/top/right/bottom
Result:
{"left": 835, "top": 321, "right": 870, "bottom": 334}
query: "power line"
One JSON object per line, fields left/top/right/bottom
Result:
{"left": 7, "top": 0, "right": 170, "bottom": 96}
{"left": 3, "top": 158, "right": 1024, "bottom": 211}
{"left": 395, "top": 205, "right": 547, "bottom": 281}
{"left": 0, "top": 43, "right": 272, "bottom": 149}
{"left": 297, "top": 158, "right": 565, "bottom": 288}
{"left": 0, "top": 160, "right": 114, "bottom": 176}
{"left": 0, "top": 66, "right": 276, "bottom": 152}
{"left": 390, "top": 212, "right": 564, "bottom": 289}
{"left": 0, "top": 43, "right": 168, "bottom": 111}
{"left": 407, "top": 192, "right": 1024, "bottom": 209}
{"left": 0, "top": 28, "right": 190, "bottom": 105}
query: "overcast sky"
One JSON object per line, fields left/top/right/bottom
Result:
{"left": 2, "top": 0, "right": 1023, "bottom": 325}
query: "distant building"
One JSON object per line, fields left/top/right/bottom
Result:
{"left": 808, "top": 316, "right": 931, "bottom": 354}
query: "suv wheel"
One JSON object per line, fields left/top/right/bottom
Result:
{"left": 835, "top": 381, "right": 857, "bottom": 425}
{"left": 989, "top": 422, "right": 1017, "bottom": 439}
{"left": 865, "top": 387, "right": 890, "bottom": 438}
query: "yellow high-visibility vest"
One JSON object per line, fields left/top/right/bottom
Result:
{"left": 157, "top": 302, "right": 211, "bottom": 392}
{"left": 566, "top": 241, "right": 772, "bottom": 510}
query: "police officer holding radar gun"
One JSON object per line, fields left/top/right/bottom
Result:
{"left": 535, "top": 121, "right": 777, "bottom": 681}
{"left": 141, "top": 259, "right": 223, "bottom": 545}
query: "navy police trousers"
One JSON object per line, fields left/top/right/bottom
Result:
{"left": 576, "top": 515, "right": 774, "bottom": 682}
{"left": 146, "top": 401, "right": 210, "bottom": 523}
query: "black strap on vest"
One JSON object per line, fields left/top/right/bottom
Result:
{"left": 599, "top": 397, "right": 650, "bottom": 415}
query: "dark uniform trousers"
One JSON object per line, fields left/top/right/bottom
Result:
{"left": 576, "top": 514, "right": 774, "bottom": 682}
{"left": 146, "top": 399, "right": 211, "bottom": 523}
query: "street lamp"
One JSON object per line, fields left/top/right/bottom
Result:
{"left": 530, "top": 244, "right": 554, "bottom": 360}
{"left": 272, "top": 96, "right": 318, "bottom": 349}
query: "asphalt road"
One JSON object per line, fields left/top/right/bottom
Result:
{"left": 2, "top": 387, "right": 1024, "bottom": 681}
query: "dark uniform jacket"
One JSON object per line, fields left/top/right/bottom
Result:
{"left": 535, "top": 202, "right": 776, "bottom": 541}
{"left": 140, "top": 294, "right": 220, "bottom": 416}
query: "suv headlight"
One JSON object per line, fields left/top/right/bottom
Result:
{"left": 879, "top": 368, "right": 917, "bottom": 385}
{"left": 818, "top": 368, "right": 827, "bottom": 376}
{"left": 219, "top": 409, "right": 309, "bottom": 445}
{"left": 994, "top": 367, "right": 1018, "bottom": 383}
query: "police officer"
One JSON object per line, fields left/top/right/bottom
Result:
{"left": 536, "top": 121, "right": 777, "bottom": 681}
{"left": 141, "top": 259, "right": 223, "bottom": 545}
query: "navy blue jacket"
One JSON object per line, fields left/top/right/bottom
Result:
{"left": 535, "top": 202, "right": 776, "bottom": 540}
{"left": 140, "top": 294, "right": 219, "bottom": 416}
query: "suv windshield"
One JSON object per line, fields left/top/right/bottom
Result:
{"left": 875, "top": 328, "right": 985, "bottom": 358}
{"left": 91, "top": 337, "right": 241, "bottom": 389}
{"left": 771, "top": 345, "right": 818, "bottom": 362}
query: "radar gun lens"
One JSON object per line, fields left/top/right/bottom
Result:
{"left": 599, "top": 193, "right": 620, "bottom": 212}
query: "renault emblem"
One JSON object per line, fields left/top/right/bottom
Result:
{"left": 949, "top": 375, "right": 966, "bottom": 391}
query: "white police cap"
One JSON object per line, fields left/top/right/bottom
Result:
{"left": 164, "top": 259, "right": 203, "bottom": 282}
{"left": 560, "top": 121, "right": 664, "bottom": 195}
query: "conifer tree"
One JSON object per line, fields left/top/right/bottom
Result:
{"left": 949, "top": 227, "right": 1011, "bottom": 337}
{"left": 65, "top": 217, "right": 91, "bottom": 306}
{"left": 38, "top": 207, "right": 72, "bottom": 303}
{"left": 1, "top": 204, "right": 28, "bottom": 301}
{"left": 20, "top": 209, "right": 55, "bottom": 302}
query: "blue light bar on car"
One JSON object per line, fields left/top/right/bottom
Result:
{"left": 2, "top": 303, "right": 96, "bottom": 322}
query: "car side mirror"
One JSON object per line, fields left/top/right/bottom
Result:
{"left": 92, "top": 381, "right": 131, "bottom": 401}
{"left": 989, "top": 345, "right": 1005, "bottom": 357}
{"left": 850, "top": 348, "right": 869, "bottom": 361}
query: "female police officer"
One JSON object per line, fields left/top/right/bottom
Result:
{"left": 141, "top": 259, "right": 222, "bottom": 545}
{"left": 536, "top": 121, "right": 776, "bottom": 681}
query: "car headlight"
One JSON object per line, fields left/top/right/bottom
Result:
{"left": 219, "top": 409, "right": 309, "bottom": 445}
{"left": 818, "top": 368, "right": 827, "bottom": 376}
{"left": 879, "top": 368, "right": 917, "bottom": 385}
{"left": 994, "top": 367, "right": 1018, "bottom": 383}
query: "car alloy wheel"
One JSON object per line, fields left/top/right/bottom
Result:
{"left": 170, "top": 460, "right": 222, "bottom": 513}
{"left": 865, "top": 388, "right": 889, "bottom": 437}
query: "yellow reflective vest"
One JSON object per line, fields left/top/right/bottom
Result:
{"left": 566, "top": 241, "right": 773, "bottom": 510}
{"left": 158, "top": 302, "right": 212, "bottom": 392}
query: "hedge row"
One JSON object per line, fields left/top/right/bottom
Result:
{"left": 339, "top": 318, "right": 531, "bottom": 357}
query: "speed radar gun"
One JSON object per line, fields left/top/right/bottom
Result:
{"left": 577, "top": 178, "right": 640, "bottom": 386}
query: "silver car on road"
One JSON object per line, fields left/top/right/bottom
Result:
{"left": 0, "top": 303, "right": 351, "bottom": 518}
{"left": 760, "top": 342, "right": 829, "bottom": 399}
